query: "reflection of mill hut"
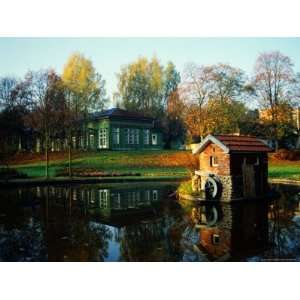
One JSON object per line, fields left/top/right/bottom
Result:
{"left": 192, "top": 135, "right": 272, "bottom": 201}
{"left": 191, "top": 202, "right": 269, "bottom": 261}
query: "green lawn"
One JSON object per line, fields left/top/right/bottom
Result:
{"left": 268, "top": 163, "right": 300, "bottom": 181}
{"left": 8, "top": 150, "right": 300, "bottom": 181}
{"left": 12, "top": 150, "right": 189, "bottom": 178}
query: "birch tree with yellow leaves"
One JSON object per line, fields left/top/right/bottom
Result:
{"left": 62, "top": 52, "right": 107, "bottom": 176}
{"left": 116, "top": 56, "right": 180, "bottom": 119}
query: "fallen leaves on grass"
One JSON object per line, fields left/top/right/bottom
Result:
{"left": 56, "top": 167, "right": 141, "bottom": 177}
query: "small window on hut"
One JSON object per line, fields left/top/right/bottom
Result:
{"left": 210, "top": 156, "right": 218, "bottom": 167}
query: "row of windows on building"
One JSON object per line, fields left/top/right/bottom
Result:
{"left": 96, "top": 189, "right": 159, "bottom": 209}
{"left": 35, "top": 187, "right": 158, "bottom": 203}
{"left": 33, "top": 187, "right": 159, "bottom": 210}
{"left": 35, "top": 128, "right": 158, "bottom": 152}
{"left": 97, "top": 127, "right": 157, "bottom": 148}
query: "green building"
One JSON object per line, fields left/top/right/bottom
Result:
{"left": 83, "top": 108, "right": 163, "bottom": 151}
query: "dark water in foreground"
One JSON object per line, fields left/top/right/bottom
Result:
{"left": 0, "top": 182, "right": 300, "bottom": 262}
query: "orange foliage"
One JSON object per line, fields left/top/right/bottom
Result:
{"left": 259, "top": 103, "right": 294, "bottom": 125}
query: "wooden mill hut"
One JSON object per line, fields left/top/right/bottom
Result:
{"left": 192, "top": 134, "right": 272, "bottom": 201}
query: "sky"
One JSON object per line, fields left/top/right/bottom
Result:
{"left": 1, "top": 37, "right": 300, "bottom": 107}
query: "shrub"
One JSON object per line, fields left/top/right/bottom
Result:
{"left": 177, "top": 180, "right": 194, "bottom": 195}
{"left": 273, "top": 149, "right": 300, "bottom": 161}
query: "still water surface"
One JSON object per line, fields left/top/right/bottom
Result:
{"left": 0, "top": 182, "right": 300, "bottom": 262}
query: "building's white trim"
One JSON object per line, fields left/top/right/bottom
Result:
{"left": 192, "top": 134, "right": 229, "bottom": 154}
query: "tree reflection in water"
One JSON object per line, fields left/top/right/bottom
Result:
{"left": 0, "top": 183, "right": 299, "bottom": 261}
{"left": 0, "top": 188, "right": 46, "bottom": 261}
{"left": 258, "top": 186, "right": 300, "bottom": 261}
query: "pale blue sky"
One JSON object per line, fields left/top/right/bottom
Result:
{"left": 1, "top": 38, "right": 300, "bottom": 107}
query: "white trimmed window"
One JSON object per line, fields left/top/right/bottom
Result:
{"left": 80, "top": 136, "right": 84, "bottom": 148}
{"left": 152, "top": 190, "right": 158, "bottom": 201}
{"left": 89, "top": 134, "right": 94, "bottom": 148}
{"left": 143, "top": 129, "right": 150, "bottom": 145}
{"left": 112, "top": 127, "right": 120, "bottom": 144}
{"left": 72, "top": 189, "right": 77, "bottom": 201}
{"left": 115, "top": 194, "right": 121, "bottom": 209}
{"left": 151, "top": 133, "right": 158, "bottom": 145}
{"left": 146, "top": 190, "right": 151, "bottom": 202}
{"left": 125, "top": 128, "right": 129, "bottom": 144}
{"left": 129, "top": 129, "right": 135, "bottom": 144}
{"left": 72, "top": 136, "right": 76, "bottom": 148}
{"left": 210, "top": 156, "right": 218, "bottom": 167}
{"left": 99, "top": 189, "right": 108, "bottom": 208}
{"left": 135, "top": 129, "right": 139, "bottom": 144}
{"left": 128, "top": 192, "right": 135, "bottom": 208}
{"left": 126, "top": 128, "right": 139, "bottom": 145}
{"left": 98, "top": 128, "right": 108, "bottom": 149}
{"left": 90, "top": 190, "right": 95, "bottom": 204}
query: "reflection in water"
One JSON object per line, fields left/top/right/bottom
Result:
{"left": 0, "top": 183, "right": 299, "bottom": 261}
{"left": 187, "top": 201, "right": 269, "bottom": 261}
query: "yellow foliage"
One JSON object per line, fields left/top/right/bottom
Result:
{"left": 259, "top": 103, "right": 294, "bottom": 125}
{"left": 62, "top": 52, "right": 97, "bottom": 95}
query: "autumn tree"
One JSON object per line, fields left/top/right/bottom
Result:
{"left": 163, "top": 89, "right": 186, "bottom": 148}
{"left": 116, "top": 57, "right": 181, "bottom": 147}
{"left": 253, "top": 51, "right": 296, "bottom": 149}
{"left": 259, "top": 101, "right": 295, "bottom": 142}
{"left": 181, "top": 63, "right": 213, "bottom": 140}
{"left": 205, "top": 98, "right": 248, "bottom": 134}
{"left": 62, "top": 52, "right": 108, "bottom": 176}
{"left": 164, "top": 62, "right": 181, "bottom": 107}
{"left": 0, "top": 75, "right": 32, "bottom": 162}
{"left": 208, "top": 63, "right": 245, "bottom": 102}
{"left": 0, "top": 75, "right": 33, "bottom": 111}
{"left": 62, "top": 52, "right": 107, "bottom": 115}
{"left": 0, "top": 77, "right": 18, "bottom": 110}
{"left": 116, "top": 57, "right": 180, "bottom": 119}
{"left": 162, "top": 62, "right": 183, "bottom": 147}
{"left": 182, "top": 63, "right": 247, "bottom": 141}
{"left": 25, "top": 69, "right": 66, "bottom": 178}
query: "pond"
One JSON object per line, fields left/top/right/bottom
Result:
{"left": 0, "top": 182, "right": 300, "bottom": 262}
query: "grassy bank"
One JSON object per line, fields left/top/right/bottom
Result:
{"left": 9, "top": 150, "right": 191, "bottom": 179}
{"left": 4, "top": 150, "right": 300, "bottom": 182}
{"left": 268, "top": 161, "right": 300, "bottom": 181}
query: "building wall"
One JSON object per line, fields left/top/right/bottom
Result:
{"left": 85, "top": 118, "right": 163, "bottom": 151}
{"left": 199, "top": 143, "right": 230, "bottom": 176}
{"left": 230, "top": 152, "right": 269, "bottom": 196}
{"left": 197, "top": 143, "right": 269, "bottom": 201}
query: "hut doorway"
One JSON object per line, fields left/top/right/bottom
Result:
{"left": 242, "top": 163, "right": 256, "bottom": 198}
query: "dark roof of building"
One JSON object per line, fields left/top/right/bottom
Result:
{"left": 193, "top": 134, "right": 272, "bottom": 154}
{"left": 90, "top": 108, "right": 154, "bottom": 122}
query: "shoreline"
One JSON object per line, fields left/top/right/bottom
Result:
{"left": 0, "top": 175, "right": 189, "bottom": 187}
{"left": 269, "top": 178, "right": 300, "bottom": 186}
{"left": 0, "top": 176, "right": 300, "bottom": 188}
